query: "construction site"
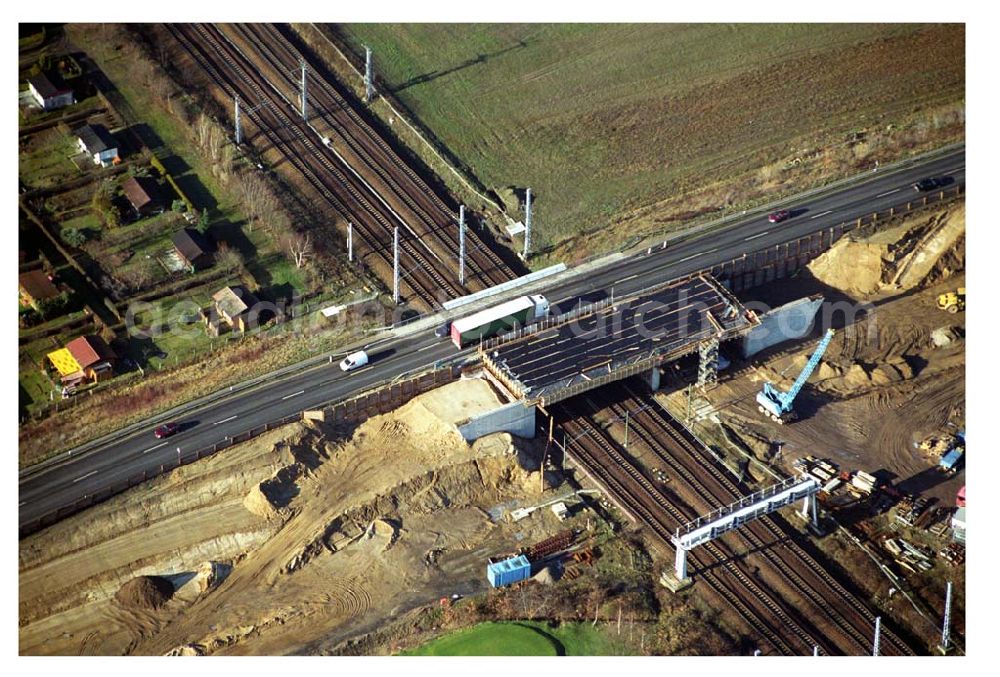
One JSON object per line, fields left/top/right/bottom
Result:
{"left": 18, "top": 199, "right": 965, "bottom": 656}
{"left": 17, "top": 19, "right": 968, "bottom": 659}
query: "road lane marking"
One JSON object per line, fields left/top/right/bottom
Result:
{"left": 73, "top": 470, "right": 98, "bottom": 483}
{"left": 615, "top": 273, "right": 639, "bottom": 284}
{"left": 810, "top": 210, "right": 832, "bottom": 220}
{"left": 877, "top": 188, "right": 900, "bottom": 197}
{"left": 282, "top": 390, "right": 305, "bottom": 400}
{"left": 417, "top": 344, "right": 437, "bottom": 352}
{"left": 19, "top": 501, "right": 25, "bottom": 507}
{"left": 744, "top": 231, "right": 769, "bottom": 241}
{"left": 678, "top": 252, "right": 704, "bottom": 263}
{"left": 143, "top": 442, "right": 167, "bottom": 454}
{"left": 214, "top": 415, "right": 238, "bottom": 425}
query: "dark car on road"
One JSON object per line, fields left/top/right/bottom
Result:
{"left": 767, "top": 210, "right": 791, "bottom": 223}
{"left": 154, "top": 422, "right": 180, "bottom": 439}
{"left": 435, "top": 321, "right": 452, "bottom": 339}
{"left": 913, "top": 178, "right": 941, "bottom": 192}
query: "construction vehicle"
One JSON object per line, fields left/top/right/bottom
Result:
{"left": 937, "top": 288, "right": 965, "bottom": 314}
{"left": 756, "top": 329, "right": 835, "bottom": 424}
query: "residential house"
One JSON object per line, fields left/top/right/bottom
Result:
{"left": 172, "top": 228, "right": 213, "bottom": 272}
{"left": 27, "top": 73, "right": 75, "bottom": 110}
{"left": 74, "top": 124, "right": 119, "bottom": 167}
{"left": 121, "top": 176, "right": 163, "bottom": 217}
{"left": 212, "top": 285, "right": 259, "bottom": 333}
{"left": 47, "top": 334, "right": 117, "bottom": 385}
{"left": 18, "top": 269, "right": 60, "bottom": 309}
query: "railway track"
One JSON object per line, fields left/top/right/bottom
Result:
{"left": 614, "top": 383, "right": 916, "bottom": 655}
{"left": 557, "top": 409, "right": 820, "bottom": 655}
{"left": 569, "top": 382, "right": 916, "bottom": 655}
{"left": 167, "top": 24, "right": 464, "bottom": 311}
{"left": 227, "top": 23, "right": 520, "bottom": 292}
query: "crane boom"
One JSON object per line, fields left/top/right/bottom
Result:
{"left": 780, "top": 328, "right": 835, "bottom": 409}
{"left": 756, "top": 328, "right": 835, "bottom": 423}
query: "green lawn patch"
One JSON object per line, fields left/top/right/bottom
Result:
{"left": 404, "top": 621, "right": 615, "bottom": 656}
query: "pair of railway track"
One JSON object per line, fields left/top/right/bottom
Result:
{"left": 226, "top": 24, "right": 518, "bottom": 292}
{"left": 613, "top": 384, "right": 915, "bottom": 655}
{"left": 167, "top": 24, "right": 518, "bottom": 312}
{"left": 554, "top": 386, "right": 916, "bottom": 655}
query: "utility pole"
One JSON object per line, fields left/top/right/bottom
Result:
{"left": 872, "top": 616, "right": 881, "bottom": 657}
{"left": 939, "top": 580, "right": 952, "bottom": 654}
{"left": 624, "top": 409, "right": 629, "bottom": 449}
{"left": 392, "top": 226, "right": 400, "bottom": 304}
{"left": 522, "top": 187, "right": 532, "bottom": 259}
{"left": 365, "top": 46, "right": 375, "bottom": 103}
{"left": 347, "top": 222, "right": 353, "bottom": 263}
{"left": 458, "top": 205, "right": 466, "bottom": 286}
{"left": 300, "top": 61, "right": 308, "bottom": 120}
{"left": 234, "top": 95, "right": 241, "bottom": 144}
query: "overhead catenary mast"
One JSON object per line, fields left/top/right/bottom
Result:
{"left": 365, "top": 46, "right": 375, "bottom": 103}
{"left": 234, "top": 95, "right": 241, "bottom": 144}
{"left": 459, "top": 205, "right": 466, "bottom": 285}
{"left": 300, "top": 61, "right": 308, "bottom": 119}
{"left": 523, "top": 187, "right": 532, "bottom": 259}
{"left": 393, "top": 226, "right": 400, "bottom": 303}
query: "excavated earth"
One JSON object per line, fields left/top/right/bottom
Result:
{"left": 19, "top": 378, "right": 562, "bottom": 655}
{"left": 688, "top": 203, "right": 965, "bottom": 502}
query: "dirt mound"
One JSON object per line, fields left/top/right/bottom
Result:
{"left": 808, "top": 240, "right": 886, "bottom": 296}
{"left": 931, "top": 326, "right": 963, "bottom": 348}
{"left": 196, "top": 561, "right": 231, "bottom": 594}
{"left": 807, "top": 205, "right": 965, "bottom": 298}
{"left": 115, "top": 575, "right": 174, "bottom": 611}
{"left": 165, "top": 644, "right": 205, "bottom": 656}
{"left": 243, "top": 483, "right": 279, "bottom": 518}
{"left": 533, "top": 565, "right": 562, "bottom": 585}
{"left": 243, "top": 464, "right": 302, "bottom": 518}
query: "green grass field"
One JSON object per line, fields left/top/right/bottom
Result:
{"left": 404, "top": 621, "right": 615, "bottom": 656}
{"left": 336, "top": 24, "right": 964, "bottom": 257}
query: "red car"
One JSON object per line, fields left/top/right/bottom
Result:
{"left": 154, "top": 422, "right": 180, "bottom": 439}
{"left": 767, "top": 210, "right": 790, "bottom": 223}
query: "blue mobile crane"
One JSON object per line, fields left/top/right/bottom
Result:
{"left": 756, "top": 328, "right": 835, "bottom": 424}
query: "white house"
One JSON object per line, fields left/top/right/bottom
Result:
{"left": 75, "top": 124, "right": 119, "bottom": 167}
{"left": 27, "top": 74, "right": 75, "bottom": 110}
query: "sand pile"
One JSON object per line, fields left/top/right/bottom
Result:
{"left": 115, "top": 575, "right": 174, "bottom": 611}
{"left": 808, "top": 241, "right": 887, "bottom": 296}
{"left": 807, "top": 205, "right": 965, "bottom": 298}
{"left": 165, "top": 644, "right": 205, "bottom": 656}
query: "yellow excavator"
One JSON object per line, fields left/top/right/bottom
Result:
{"left": 937, "top": 287, "right": 965, "bottom": 314}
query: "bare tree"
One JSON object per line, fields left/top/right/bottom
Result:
{"left": 285, "top": 232, "right": 313, "bottom": 269}
{"left": 237, "top": 171, "right": 265, "bottom": 232}
{"left": 214, "top": 242, "right": 244, "bottom": 274}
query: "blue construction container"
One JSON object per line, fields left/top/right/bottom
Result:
{"left": 487, "top": 555, "right": 531, "bottom": 588}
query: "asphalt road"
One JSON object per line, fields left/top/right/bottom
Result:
{"left": 18, "top": 146, "right": 965, "bottom": 530}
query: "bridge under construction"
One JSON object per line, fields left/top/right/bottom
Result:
{"left": 481, "top": 275, "right": 758, "bottom": 406}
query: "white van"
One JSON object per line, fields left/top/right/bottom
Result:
{"left": 339, "top": 350, "right": 369, "bottom": 372}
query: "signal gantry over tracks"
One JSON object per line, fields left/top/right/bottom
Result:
{"left": 482, "top": 275, "right": 758, "bottom": 405}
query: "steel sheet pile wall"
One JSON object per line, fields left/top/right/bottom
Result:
{"left": 326, "top": 366, "right": 458, "bottom": 424}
